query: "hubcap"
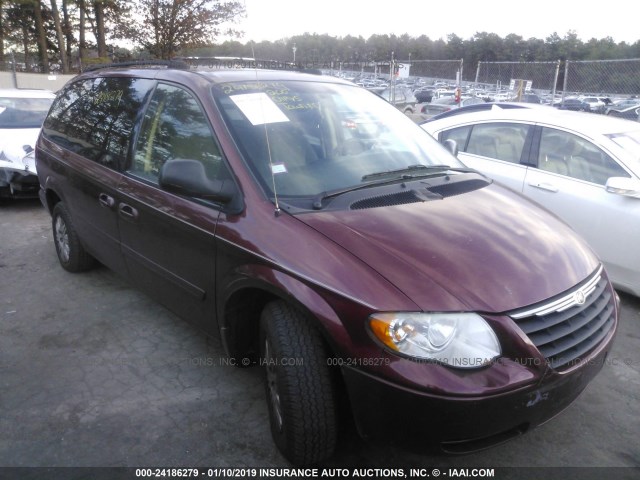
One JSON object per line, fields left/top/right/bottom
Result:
{"left": 55, "top": 216, "right": 70, "bottom": 263}
{"left": 264, "top": 338, "right": 283, "bottom": 431}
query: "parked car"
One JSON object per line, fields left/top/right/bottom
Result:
{"left": 373, "top": 85, "right": 417, "bottom": 113}
{"left": 419, "top": 96, "right": 485, "bottom": 118}
{"left": 423, "top": 104, "right": 640, "bottom": 297}
{"left": 579, "top": 96, "right": 607, "bottom": 114}
{"left": 0, "top": 88, "right": 55, "bottom": 200}
{"left": 605, "top": 98, "right": 640, "bottom": 114}
{"left": 36, "top": 63, "right": 618, "bottom": 465}
{"left": 606, "top": 103, "right": 640, "bottom": 121}
{"left": 553, "top": 98, "right": 591, "bottom": 112}
{"left": 520, "top": 93, "right": 542, "bottom": 104}
{"left": 423, "top": 101, "right": 545, "bottom": 122}
{"left": 413, "top": 86, "right": 436, "bottom": 103}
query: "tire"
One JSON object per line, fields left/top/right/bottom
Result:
{"left": 52, "top": 202, "right": 95, "bottom": 272}
{"left": 260, "top": 300, "right": 337, "bottom": 465}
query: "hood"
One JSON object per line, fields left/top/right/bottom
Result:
{"left": 0, "top": 128, "right": 40, "bottom": 173}
{"left": 297, "top": 183, "right": 599, "bottom": 313}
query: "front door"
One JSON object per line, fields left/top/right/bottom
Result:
{"left": 117, "top": 83, "right": 229, "bottom": 329}
{"left": 523, "top": 126, "right": 640, "bottom": 289}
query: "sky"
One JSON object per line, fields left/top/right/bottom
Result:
{"left": 233, "top": 0, "right": 639, "bottom": 45}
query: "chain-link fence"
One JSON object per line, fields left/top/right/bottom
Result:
{"left": 563, "top": 59, "right": 640, "bottom": 98}
{"left": 475, "top": 60, "right": 561, "bottom": 96}
{"left": 406, "top": 59, "right": 464, "bottom": 83}
{"left": 4, "top": 53, "right": 640, "bottom": 102}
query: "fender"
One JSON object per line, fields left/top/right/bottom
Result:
{"left": 217, "top": 263, "right": 373, "bottom": 361}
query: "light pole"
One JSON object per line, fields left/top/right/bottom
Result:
{"left": 292, "top": 43, "right": 297, "bottom": 64}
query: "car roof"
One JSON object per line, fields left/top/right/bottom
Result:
{"left": 423, "top": 103, "right": 640, "bottom": 136}
{"left": 195, "top": 69, "right": 351, "bottom": 85}
{"left": 0, "top": 88, "right": 56, "bottom": 98}
{"left": 422, "top": 101, "right": 544, "bottom": 122}
{"left": 74, "top": 64, "right": 352, "bottom": 87}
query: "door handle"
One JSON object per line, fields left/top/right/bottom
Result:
{"left": 528, "top": 182, "right": 558, "bottom": 193}
{"left": 98, "top": 193, "right": 115, "bottom": 208}
{"left": 118, "top": 203, "right": 139, "bottom": 220}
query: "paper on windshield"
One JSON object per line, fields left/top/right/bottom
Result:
{"left": 230, "top": 92, "right": 290, "bottom": 126}
{"left": 271, "top": 163, "right": 287, "bottom": 174}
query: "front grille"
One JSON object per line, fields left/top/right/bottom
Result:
{"left": 509, "top": 266, "right": 616, "bottom": 370}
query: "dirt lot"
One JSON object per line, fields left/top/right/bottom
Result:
{"left": 1, "top": 199, "right": 639, "bottom": 479}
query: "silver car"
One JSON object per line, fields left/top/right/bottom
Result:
{"left": 422, "top": 105, "right": 640, "bottom": 297}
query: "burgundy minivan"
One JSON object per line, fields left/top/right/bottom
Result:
{"left": 36, "top": 63, "right": 618, "bottom": 465}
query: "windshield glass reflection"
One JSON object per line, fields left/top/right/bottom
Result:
{"left": 214, "top": 81, "right": 461, "bottom": 199}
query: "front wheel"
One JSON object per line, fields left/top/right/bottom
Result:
{"left": 52, "top": 202, "right": 95, "bottom": 272}
{"left": 260, "top": 300, "right": 337, "bottom": 465}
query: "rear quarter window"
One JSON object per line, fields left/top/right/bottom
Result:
{"left": 42, "top": 77, "right": 154, "bottom": 170}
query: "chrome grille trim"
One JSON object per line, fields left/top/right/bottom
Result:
{"left": 511, "top": 265, "right": 603, "bottom": 319}
{"left": 508, "top": 266, "right": 616, "bottom": 370}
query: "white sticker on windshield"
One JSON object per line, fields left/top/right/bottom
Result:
{"left": 230, "top": 92, "right": 290, "bottom": 126}
{"left": 271, "top": 163, "right": 288, "bottom": 174}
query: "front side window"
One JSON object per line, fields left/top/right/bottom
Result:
{"left": 42, "top": 77, "right": 153, "bottom": 169}
{"left": 214, "top": 80, "right": 460, "bottom": 204}
{"left": 130, "top": 83, "right": 224, "bottom": 184}
{"left": 538, "top": 128, "right": 629, "bottom": 184}
{"left": 440, "top": 126, "right": 471, "bottom": 150}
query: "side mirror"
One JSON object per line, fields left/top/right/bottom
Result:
{"left": 159, "top": 158, "right": 235, "bottom": 203}
{"left": 443, "top": 138, "right": 459, "bottom": 157}
{"left": 605, "top": 177, "right": 640, "bottom": 198}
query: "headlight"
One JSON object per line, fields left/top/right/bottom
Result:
{"left": 369, "top": 312, "right": 501, "bottom": 369}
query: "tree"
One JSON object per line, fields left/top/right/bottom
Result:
{"left": 125, "top": 0, "right": 245, "bottom": 59}
{"left": 77, "top": 0, "right": 110, "bottom": 62}
{"left": 93, "top": 0, "right": 106, "bottom": 58}
{"left": 61, "top": 0, "right": 74, "bottom": 64}
{"left": 3, "top": 0, "right": 48, "bottom": 72}
{"left": 50, "top": 0, "right": 69, "bottom": 72}
{"left": 33, "top": 0, "right": 49, "bottom": 72}
{"left": 78, "top": 0, "right": 86, "bottom": 62}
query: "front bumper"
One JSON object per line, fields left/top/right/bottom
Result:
{"left": 342, "top": 322, "right": 615, "bottom": 453}
{"left": 0, "top": 168, "right": 40, "bottom": 198}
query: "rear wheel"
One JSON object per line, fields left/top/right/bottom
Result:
{"left": 52, "top": 202, "right": 95, "bottom": 272}
{"left": 260, "top": 300, "right": 337, "bottom": 465}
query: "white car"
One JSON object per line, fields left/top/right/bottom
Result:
{"left": 423, "top": 104, "right": 640, "bottom": 296}
{"left": 0, "top": 88, "right": 56, "bottom": 200}
{"left": 579, "top": 96, "right": 607, "bottom": 114}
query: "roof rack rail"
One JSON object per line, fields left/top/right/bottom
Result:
{"left": 82, "top": 59, "right": 190, "bottom": 72}
{"left": 176, "top": 56, "right": 323, "bottom": 75}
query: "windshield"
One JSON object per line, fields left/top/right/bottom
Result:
{"left": 214, "top": 80, "right": 462, "bottom": 201}
{"left": 607, "top": 129, "right": 640, "bottom": 172}
{"left": 0, "top": 96, "right": 53, "bottom": 128}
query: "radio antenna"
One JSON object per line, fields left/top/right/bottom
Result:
{"left": 250, "top": 41, "right": 281, "bottom": 217}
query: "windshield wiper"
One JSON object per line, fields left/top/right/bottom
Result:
{"left": 312, "top": 178, "right": 403, "bottom": 210}
{"left": 361, "top": 164, "right": 474, "bottom": 181}
{"left": 312, "top": 165, "right": 477, "bottom": 210}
